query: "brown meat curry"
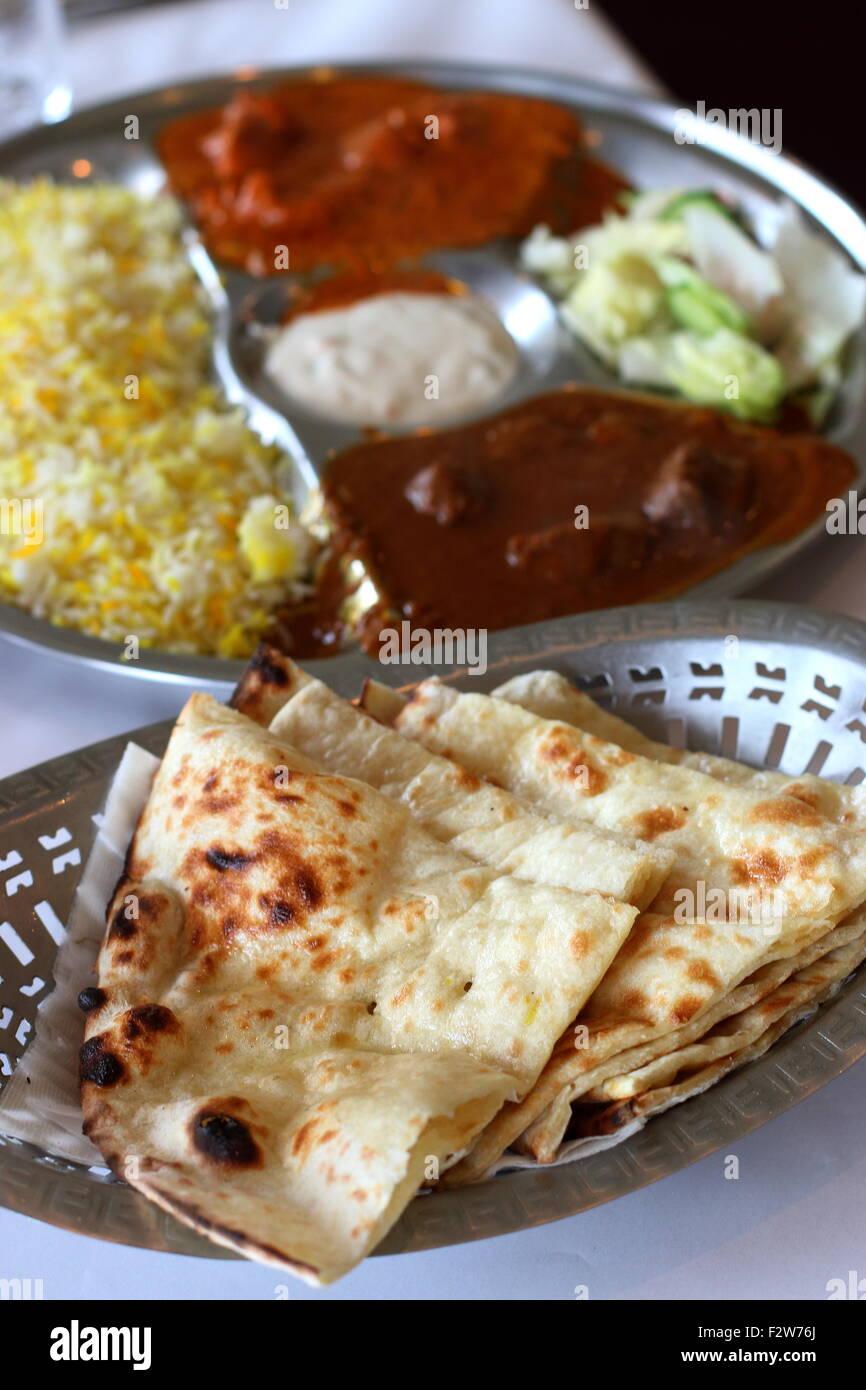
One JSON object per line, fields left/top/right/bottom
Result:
{"left": 305, "top": 388, "right": 854, "bottom": 647}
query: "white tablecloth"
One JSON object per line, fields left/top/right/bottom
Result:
{"left": 2, "top": 0, "right": 865, "bottom": 1302}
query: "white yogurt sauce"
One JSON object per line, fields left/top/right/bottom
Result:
{"left": 264, "top": 291, "right": 518, "bottom": 426}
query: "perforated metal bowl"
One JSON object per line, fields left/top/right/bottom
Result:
{"left": 2, "top": 599, "right": 866, "bottom": 1262}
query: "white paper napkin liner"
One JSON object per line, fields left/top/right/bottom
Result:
{"left": 0, "top": 743, "right": 159, "bottom": 1165}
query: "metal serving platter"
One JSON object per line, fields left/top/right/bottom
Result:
{"left": 2, "top": 598, "right": 866, "bottom": 1265}
{"left": 1, "top": 63, "right": 865, "bottom": 684}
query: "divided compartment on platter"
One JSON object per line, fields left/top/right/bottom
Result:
{"left": 223, "top": 247, "right": 595, "bottom": 452}
{"left": 3, "top": 600, "right": 866, "bottom": 1261}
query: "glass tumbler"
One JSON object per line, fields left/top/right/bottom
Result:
{"left": 0, "top": 0, "right": 71, "bottom": 135}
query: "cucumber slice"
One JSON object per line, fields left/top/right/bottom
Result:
{"left": 666, "top": 282, "right": 751, "bottom": 336}
{"left": 659, "top": 190, "right": 738, "bottom": 224}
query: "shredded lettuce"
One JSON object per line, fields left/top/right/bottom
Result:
{"left": 772, "top": 203, "right": 866, "bottom": 390}
{"left": 560, "top": 256, "right": 665, "bottom": 362}
{"left": 519, "top": 225, "right": 578, "bottom": 298}
{"left": 619, "top": 329, "right": 787, "bottom": 421}
{"left": 521, "top": 188, "right": 865, "bottom": 423}
{"left": 654, "top": 257, "right": 752, "bottom": 336}
{"left": 682, "top": 206, "right": 783, "bottom": 336}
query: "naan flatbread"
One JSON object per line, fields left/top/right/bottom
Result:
{"left": 515, "top": 903, "right": 866, "bottom": 1161}
{"left": 495, "top": 669, "right": 866, "bottom": 825}
{"left": 81, "top": 695, "right": 634, "bottom": 1282}
{"left": 231, "top": 649, "right": 672, "bottom": 908}
{"left": 566, "top": 927, "right": 866, "bottom": 1140}
{"left": 492, "top": 673, "right": 866, "bottom": 1160}
{"left": 394, "top": 679, "right": 866, "bottom": 929}
{"left": 391, "top": 679, "right": 866, "bottom": 1180}
{"left": 440, "top": 900, "right": 866, "bottom": 1181}
{"left": 587, "top": 924, "right": 866, "bottom": 1102}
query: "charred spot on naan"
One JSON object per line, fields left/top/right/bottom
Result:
{"left": 81, "top": 1005, "right": 183, "bottom": 1086}
{"left": 108, "top": 906, "right": 137, "bottom": 940}
{"left": 229, "top": 643, "right": 296, "bottom": 725}
{"left": 79, "top": 1035, "right": 126, "bottom": 1088}
{"left": 179, "top": 825, "right": 351, "bottom": 953}
{"left": 782, "top": 783, "right": 825, "bottom": 812}
{"left": 122, "top": 1003, "right": 179, "bottom": 1042}
{"left": 102, "top": 886, "right": 180, "bottom": 975}
{"left": 108, "top": 887, "right": 169, "bottom": 936}
{"left": 77, "top": 986, "right": 107, "bottom": 1014}
{"left": 197, "top": 772, "right": 243, "bottom": 816}
{"left": 537, "top": 725, "right": 607, "bottom": 794}
{"left": 632, "top": 805, "right": 688, "bottom": 840}
{"left": 100, "top": 1003, "right": 185, "bottom": 1076}
{"left": 205, "top": 846, "right": 259, "bottom": 872}
{"left": 568, "top": 1096, "right": 639, "bottom": 1138}
{"left": 191, "top": 1106, "right": 263, "bottom": 1168}
{"left": 290, "top": 1105, "right": 343, "bottom": 1163}
{"left": 731, "top": 846, "right": 829, "bottom": 885}
{"left": 669, "top": 993, "right": 706, "bottom": 1024}
{"left": 260, "top": 896, "right": 299, "bottom": 928}
{"left": 447, "top": 761, "right": 483, "bottom": 793}
{"left": 247, "top": 643, "right": 292, "bottom": 690}
{"left": 748, "top": 797, "right": 826, "bottom": 829}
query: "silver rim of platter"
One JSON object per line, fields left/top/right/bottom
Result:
{"left": 2, "top": 598, "right": 866, "bottom": 1261}
{"left": 0, "top": 62, "right": 865, "bottom": 684}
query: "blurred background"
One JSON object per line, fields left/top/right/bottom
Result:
{"left": 605, "top": 0, "right": 861, "bottom": 207}
{"left": 31, "top": 0, "right": 857, "bottom": 207}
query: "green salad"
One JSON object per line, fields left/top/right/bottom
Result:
{"left": 521, "top": 189, "right": 866, "bottom": 424}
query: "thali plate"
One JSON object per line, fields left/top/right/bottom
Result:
{"left": 2, "top": 598, "right": 866, "bottom": 1263}
{"left": 1, "top": 62, "right": 865, "bottom": 684}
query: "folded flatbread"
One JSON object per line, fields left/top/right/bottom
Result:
{"left": 440, "top": 901, "right": 866, "bottom": 1180}
{"left": 81, "top": 694, "right": 634, "bottom": 1283}
{"left": 565, "top": 925, "right": 866, "bottom": 1141}
{"left": 517, "top": 900, "right": 866, "bottom": 1150}
{"left": 494, "top": 669, "right": 866, "bottom": 826}
{"left": 587, "top": 923, "right": 866, "bottom": 1104}
{"left": 393, "top": 678, "right": 866, "bottom": 928}
{"left": 230, "top": 648, "right": 672, "bottom": 909}
{"left": 388, "top": 678, "right": 866, "bottom": 1179}
{"left": 497, "top": 674, "right": 866, "bottom": 1158}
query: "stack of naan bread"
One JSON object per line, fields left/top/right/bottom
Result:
{"left": 79, "top": 646, "right": 866, "bottom": 1284}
